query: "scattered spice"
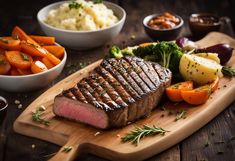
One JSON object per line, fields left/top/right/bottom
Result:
{"left": 14, "top": 100, "right": 20, "bottom": 105}
{"left": 94, "top": 132, "right": 101, "bottom": 136}
{"left": 168, "top": 111, "right": 173, "bottom": 116}
{"left": 175, "top": 110, "right": 186, "bottom": 121}
{"left": 62, "top": 146, "right": 72, "bottom": 153}
{"left": 32, "top": 106, "right": 50, "bottom": 126}
{"left": 160, "top": 114, "right": 165, "bottom": 117}
{"left": 223, "top": 85, "right": 227, "bottom": 88}
{"left": 31, "top": 144, "right": 36, "bottom": 149}
{"left": 121, "top": 125, "right": 168, "bottom": 145}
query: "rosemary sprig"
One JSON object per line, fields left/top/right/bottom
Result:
{"left": 222, "top": 66, "right": 235, "bottom": 77}
{"left": 62, "top": 146, "right": 72, "bottom": 153}
{"left": 175, "top": 109, "right": 186, "bottom": 121}
{"left": 32, "top": 106, "right": 50, "bottom": 126}
{"left": 121, "top": 125, "right": 168, "bottom": 145}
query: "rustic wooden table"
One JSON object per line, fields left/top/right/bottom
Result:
{"left": 0, "top": 0, "right": 235, "bottom": 161}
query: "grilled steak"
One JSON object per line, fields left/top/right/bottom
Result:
{"left": 53, "top": 57, "right": 172, "bottom": 129}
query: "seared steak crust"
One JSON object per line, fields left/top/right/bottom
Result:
{"left": 53, "top": 57, "right": 172, "bottom": 129}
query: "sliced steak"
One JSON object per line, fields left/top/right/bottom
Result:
{"left": 53, "top": 57, "right": 172, "bottom": 129}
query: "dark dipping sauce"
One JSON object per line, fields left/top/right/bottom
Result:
{"left": 148, "top": 12, "right": 180, "bottom": 30}
{"left": 190, "top": 15, "right": 219, "bottom": 25}
{"left": 0, "top": 97, "right": 7, "bottom": 125}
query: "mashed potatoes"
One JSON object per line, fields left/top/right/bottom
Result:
{"left": 44, "top": 0, "right": 119, "bottom": 31}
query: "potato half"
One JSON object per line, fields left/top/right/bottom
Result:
{"left": 179, "top": 54, "right": 222, "bottom": 85}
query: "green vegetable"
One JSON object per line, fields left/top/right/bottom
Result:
{"left": 222, "top": 66, "right": 235, "bottom": 77}
{"left": 109, "top": 46, "right": 123, "bottom": 58}
{"left": 121, "top": 46, "right": 138, "bottom": 56}
{"left": 69, "top": 1, "right": 82, "bottom": 10}
{"left": 32, "top": 106, "right": 50, "bottom": 126}
{"left": 121, "top": 125, "right": 168, "bottom": 145}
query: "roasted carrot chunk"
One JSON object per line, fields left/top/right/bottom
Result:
{"left": 5, "top": 51, "right": 32, "bottom": 69}
{"left": 181, "top": 78, "right": 219, "bottom": 105}
{"left": 0, "top": 37, "right": 21, "bottom": 50}
{"left": 43, "top": 46, "right": 64, "bottom": 59}
{"left": 166, "top": 81, "right": 193, "bottom": 102}
{"left": 0, "top": 52, "right": 11, "bottom": 75}
{"left": 139, "top": 42, "right": 154, "bottom": 48}
{"left": 45, "top": 53, "right": 61, "bottom": 65}
{"left": 41, "top": 57, "right": 54, "bottom": 69}
{"left": 12, "top": 26, "right": 39, "bottom": 46}
{"left": 31, "top": 61, "right": 48, "bottom": 74}
{"left": 17, "top": 68, "right": 33, "bottom": 75}
{"left": 20, "top": 41, "right": 47, "bottom": 57}
{"left": 10, "top": 67, "right": 21, "bottom": 75}
{"left": 30, "top": 35, "right": 55, "bottom": 45}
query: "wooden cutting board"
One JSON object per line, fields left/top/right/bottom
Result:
{"left": 14, "top": 32, "right": 235, "bottom": 161}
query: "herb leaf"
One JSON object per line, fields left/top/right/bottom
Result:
{"left": 32, "top": 106, "right": 50, "bottom": 126}
{"left": 21, "top": 53, "right": 29, "bottom": 61}
{"left": 175, "top": 110, "right": 186, "bottom": 121}
{"left": 69, "top": 1, "right": 82, "bottom": 9}
{"left": 121, "top": 125, "right": 168, "bottom": 145}
{"left": 62, "top": 146, "right": 72, "bottom": 153}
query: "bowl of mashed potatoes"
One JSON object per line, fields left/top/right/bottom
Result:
{"left": 37, "top": 0, "right": 126, "bottom": 50}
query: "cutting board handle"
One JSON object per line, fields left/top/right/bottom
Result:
{"left": 48, "top": 139, "right": 79, "bottom": 161}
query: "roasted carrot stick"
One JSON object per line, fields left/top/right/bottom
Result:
{"left": 12, "top": 26, "right": 39, "bottom": 46}
{"left": 31, "top": 61, "right": 48, "bottom": 74}
{"left": 0, "top": 37, "right": 21, "bottom": 50}
{"left": 30, "top": 35, "right": 55, "bottom": 45}
{"left": 0, "top": 53, "right": 11, "bottom": 75}
{"left": 5, "top": 51, "right": 32, "bottom": 69}
{"left": 20, "top": 41, "right": 47, "bottom": 57}
{"left": 17, "top": 68, "right": 33, "bottom": 75}
{"left": 45, "top": 53, "right": 61, "bottom": 65}
{"left": 41, "top": 57, "right": 54, "bottom": 69}
{"left": 43, "top": 45, "right": 64, "bottom": 59}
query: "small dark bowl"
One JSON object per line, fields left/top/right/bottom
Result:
{"left": 189, "top": 13, "right": 221, "bottom": 38}
{"left": 143, "top": 13, "right": 184, "bottom": 41}
{"left": 0, "top": 96, "right": 8, "bottom": 125}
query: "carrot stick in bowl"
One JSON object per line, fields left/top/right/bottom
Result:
{"left": 30, "top": 35, "right": 55, "bottom": 45}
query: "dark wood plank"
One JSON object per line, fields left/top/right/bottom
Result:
{"left": 181, "top": 101, "right": 235, "bottom": 161}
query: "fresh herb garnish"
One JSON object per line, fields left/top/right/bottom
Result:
{"left": 69, "top": 1, "right": 82, "bottom": 9}
{"left": 62, "top": 146, "right": 72, "bottom": 153}
{"left": 121, "top": 125, "right": 168, "bottom": 145}
{"left": 21, "top": 53, "right": 29, "bottom": 61}
{"left": 175, "top": 110, "right": 186, "bottom": 121}
{"left": 222, "top": 66, "right": 235, "bottom": 77}
{"left": 93, "top": 0, "right": 103, "bottom": 4}
{"left": 99, "top": 90, "right": 106, "bottom": 96}
{"left": 32, "top": 106, "right": 50, "bottom": 126}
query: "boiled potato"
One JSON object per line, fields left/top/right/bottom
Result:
{"left": 179, "top": 54, "right": 222, "bottom": 85}
{"left": 193, "top": 53, "right": 220, "bottom": 64}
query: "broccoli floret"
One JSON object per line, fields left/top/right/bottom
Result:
{"left": 109, "top": 46, "right": 123, "bottom": 58}
{"left": 121, "top": 46, "right": 138, "bottom": 56}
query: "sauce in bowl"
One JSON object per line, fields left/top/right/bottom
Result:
{"left": 190, "top": 15, "right": 220, "bottom": 25}
{"left": 147, "top": 12, "right": 180, "bottom": 30}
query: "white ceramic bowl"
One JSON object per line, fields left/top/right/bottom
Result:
{"left": 0, "top": 45, "right": 67, "bottom": 92}
{"left": 37, "top": 1, "right": 126, "bottom": 50}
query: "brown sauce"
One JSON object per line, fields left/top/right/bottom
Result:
{"left": 190, "top": 15, "right": 219, "bottom": 25}
{"left": 148, "top": 12, "right": 180, "bottom": 30}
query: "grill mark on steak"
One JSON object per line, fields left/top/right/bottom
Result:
{"left": 85, "top": 73, "right": 121, "bottom": 109}
{"left": 70, "top": 87, "right": 88, "bottom": 103}
{"left": 101, "top": 60, "right": 141, "bottom": 100}
{"left": 125, "top": 57, "right": 161, "bottom": 87}
{"left": 92, "top": 72, "right": 128, "bottom": 108}
{"left": 95, "top": 66, "right": 138, "bottom": 122}
{"left": 95, "top": 66, "right": 135, "bottom": 104}
{"left": 122, "top": 57, "right": 156, "bottom": 90}
{"left": 152, "top": 63, "right": 172, "bottom": 87}
{"left": 77, "top": 82, "right": 110, "bottom": 111}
